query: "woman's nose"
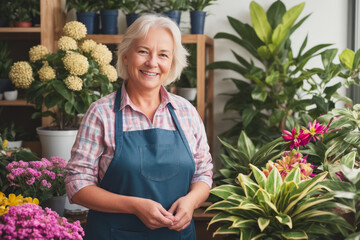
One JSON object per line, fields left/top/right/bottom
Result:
{"left": 146, "top": 55, "right": 157, "bottom": 67}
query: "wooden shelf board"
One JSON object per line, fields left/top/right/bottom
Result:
{"left": 0, "top": 99, "right": 34, "bottom": 107}
{"left": 0, "top": 27, "right": 41, "bottom": 33}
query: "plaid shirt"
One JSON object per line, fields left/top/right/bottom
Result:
{"left": 65, "top": 83, "right": 213, "bottom": 200}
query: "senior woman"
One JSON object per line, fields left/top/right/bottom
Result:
{"left": 65, "top": 14, "right": 213, "bottom": 240}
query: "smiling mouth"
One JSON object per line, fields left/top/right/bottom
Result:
{"left": 140, "top": 70, "right": 159, "bottom": 76}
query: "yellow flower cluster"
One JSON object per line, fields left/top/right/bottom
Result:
{"left": 62, "top": 52, "right": 89, "bottom": 76}
{"left": 100, "top": 65, "right": 118, "bottom": 82}
{"left": 80, "top": 39, "right": 97, "bottom": 53}
{"left": 91, "top": 44, "right": 112, "bottom": 66}
{"left": 9, "top": 61, "right": 34, "bottom": 89}
{"left": 0, "top": 192, "right": 39, "bottom": 216}
{"left": 29, "top": 45, "right": 49, "bottom": 63}
{"left": 58, "top": 36, "right": 78, "bottom": 51}
{"left": 38, "top": 63, "right": 56, "bottom": 82}
{"left": 65, "top": 75, "right": 83, "bottom": 91}
{"left": 3, "top": 139, "right": 8, "bottom": 149}
{"left": 63, "top": 21, "right": 87, "bottom": 40}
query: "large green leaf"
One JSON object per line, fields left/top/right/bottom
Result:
{"left": 250, "top": 1, "right": 272, "bottom": 44}
{"left": 321, "top": 48, "right": 338, "bottom": 69}
{"left": 208, "top": 212, "right": 241, "bottom": 228}
{"left": 340, "top": 151, "right": 356, "bottom": 169}
{"left": 276, "top": 214, "right": 292, "bottom": 229}
{"left": 212, "top": 224, "right": 239, "bottom": 237}
{"left": 250, "top": 164, "right": 267, "bottom": 188}
{"left": 339, "top": 48, "right": 355, "bottom": 69}
{"left": 238, "top": 131, "right": 256, "bottom": 159}
{"left": 284, "top": 168, "right": 301, "bottom": 184}
{"left": 206, "top": 200, "right": 237, "bottom": 212}
{"left": 237, "top": 173, "right": 259, "bottom": 198}
{"left": 269, "top": 108, "right": 285, "bottom": 127}
{"left": 242, "top": 108, "right": 258, "bottom": 128}
{"left": 210, "top": 184, "right": 244, "bottom": 200}
{"left": 228, "top": 16, "right": 263, "bottom": 48}
{"left": 206, "top": 61, "right": 247, "bottom": 75}
{"left": 282, "top": 3, "right": 305, "bottom": 30}
{"left": 265, "top": 167, "right": 282, "bottom": 195}
{"left": 52, "top": 79, "right": 73, "bottom": 103}
{"left": 266, "top": 0, "right": 286, "bottom": 29}
{"left": 291, "top": 196, "right": 334, "bottom": 218}
{"left": 251, "top": 86, "right": 268, "bottom": 102}
{"left": 257, "top": 217, "right": 270, "bottom": 232}
{"left": 281, "top": 231, "right": 308, "bottom": 239}
{"left": 214, "top": 32, "right": 259, "bottom": 58}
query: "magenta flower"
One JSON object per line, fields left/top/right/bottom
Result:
{"left": 282, "top": 127, "right": 310, "bottom": 149}
{"left": 303, "top": 120, "right": 328, "bottom": 142}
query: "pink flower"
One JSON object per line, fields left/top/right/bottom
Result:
{"left": 282, "top": 127, "right": 310, "bottom": 149}
{"left": 302, "top": 120, "right": 328, "bottom": 142}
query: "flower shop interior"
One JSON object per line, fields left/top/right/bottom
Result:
{"left": 1, "top": 0, "right": 360, "bottom": 239}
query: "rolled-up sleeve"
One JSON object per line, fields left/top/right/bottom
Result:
{"left": 190, "top": 107, "right": 213, "bottom": 188}
{"left": 65, "top": 103, "right": 105, "bottom": 201}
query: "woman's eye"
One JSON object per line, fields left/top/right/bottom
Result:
{"left": 139, "top": 50, "right": 148, "bottom": 54}
{"left": 160, "top": 53, "right": 168, "bottom": 58}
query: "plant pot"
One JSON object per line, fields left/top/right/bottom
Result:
{"left": 177, "top": 87, "right": 197, "bottom": 101}
{"left": 126, "top": 13, "right": 140, "bottom": 27}
{"left": 164, "top": 11, "right": 181, "bottom": 26}
{"left": 6, "top": 140, "right": 22, "bottom": 149}
{"left": 100, "top": 10, "right": 118, "bottom": 34}
{"left": 94, "top": 13, "right": 101, "bottom": 34}
{"left": 76, "top": 12, "right": 96, "bottom": 34}
{"left": 13, "top": 21, "right": 32, "bottom": 27}
{"left": 190, "top": 11, "right": 206, "bottom": 34}
{"left": 41, "top": 195, "right": 66, "bottom": 217}
{"left": 32, "top": 14, "right": 40, "bottom": 27}
{"left": 4, "top": 89, "right": 18, "bottom": 101}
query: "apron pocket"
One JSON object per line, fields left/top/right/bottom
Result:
{"left": 110, "top": 228, "right": 147, "bottom": 239}
{"left": 140, "top": 144, "right": 179, "bottom": 181}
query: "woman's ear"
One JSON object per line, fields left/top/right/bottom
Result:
{"left": 122, "top": 54, "right": 128, "bottom": 66}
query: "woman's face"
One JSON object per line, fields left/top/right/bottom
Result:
{"left": 123, "top": 27, "right": 174, "bottom": 91}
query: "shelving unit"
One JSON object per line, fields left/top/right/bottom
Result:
{"left": 86, "top": 34, "right": 214, "bottom": 150}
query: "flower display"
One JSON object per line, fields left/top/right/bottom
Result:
{"left": 6, "top": 157, "right": 67, "bottom": 203}
{"left": 263, "top": 149, "right": 315, "bottom": 180}
{"left": 9, "top": 21, "right": 119, "bottom": 130}
{"left": 0, "top": 192, "right": 39, "bottom": 216}
{"left": 0, "top": 203, "right": 84, "bottom": 239}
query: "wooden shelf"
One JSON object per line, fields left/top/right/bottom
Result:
{"left": 0, "top": 27, "right": 41, "bottom": 33}
{"left": 0, "top": 99, "right": 34, "bottom": 107}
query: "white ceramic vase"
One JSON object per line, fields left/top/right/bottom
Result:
{"left": 177, "top": 87, "right": 197, "bottom": 101}
{"left": 6, "top": 140, "right": 22, "bottom": 149}
{"left": 4, "top": 90, "right": 18, "bottom": 101}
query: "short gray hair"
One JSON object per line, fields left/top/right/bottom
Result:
{"left": 117, "top": 14, "right": 188, "bottom": 86}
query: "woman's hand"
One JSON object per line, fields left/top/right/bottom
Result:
{"left": 133, "top": 198, "right": 175, "bottom": 230}
{"left": 167, "top": 196, "right": 195, "bottom": 231}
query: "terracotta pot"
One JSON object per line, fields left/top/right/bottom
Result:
{"left": 13, "top": 21, "right": 32, "bottom": 27}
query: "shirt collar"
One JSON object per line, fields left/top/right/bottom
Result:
{"left": 118, "top": 81, "right": 179, "bottom": 111}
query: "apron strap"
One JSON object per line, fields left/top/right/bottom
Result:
{"left": 114, "top": 88, "right": 123, "bottom": 155}
{"left": 167, "top": 103, "right": 194, "bottom": 160}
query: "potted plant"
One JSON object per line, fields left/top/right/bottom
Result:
{"left": 188, "top": 0, "right": 217, "bottom": 34}
{"left": 100, "top": 0, "right": 122, "bottom": 34}
{"left": 0, "top": 41, "right": 12, "bottom": 100}
{"left": 163, "top": 0, "right": 190, "bottom": 26}
{"left": 119, "top": 0, "right": 145, "bottom": 27}
{"left": 66, "top": 0, "right": 98, "bottom": 34}
{"left": 29, "top": 0, "right": 40, "bottom": 27}
{"left": 8, "top": 21, "right": 118, "bottom": 158}
{"left": 1, "top": 122, "right": 22, "bottom": 148}
{"left": 176, "top": 44, "right": 197, "bottom": 101}
{"left": 8, "top": 0, "right": 38, "bottom": 27}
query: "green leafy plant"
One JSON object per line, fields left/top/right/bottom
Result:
{"left": 142, "top": 0, "right": 166, "bottom": 13}
{"left": 100, "top": 0, "right": 122, "bottom": 10}
{"left": 0, "top": 41, "right": 12, "bottom": 79}
{"left": 119, "top": 0, "right": 145, "bottom": 14}
{"left": 189, "top": 0, "right": 217, "bottom": 11}
{"left": 216, "top": 131, "right": 286, "bottom": 185}
{"left": 8, "top": 0, "right": 39, "bottom": 22}
{"left": 1, "top": 122, "right": 18, "bottom": 142}
{"left": 0, "top": 0, "right": 11, "bottom": 22}
{"left": 207, "top": 1, "right": 354, "bottom": 145}
{"left": 9, "top": 21, "right": 119, "bottom": 130}
{"left": 176, "top": 44, "right": 197, "bottom": 88}
{"left": 66, "top": 0, "right": 98, "bottom": 12}
{"left": 162, "top": 0, "right": 190, "bottom": 11}
{"left": 207, "top": 165, "right": 352, "bottom": 239}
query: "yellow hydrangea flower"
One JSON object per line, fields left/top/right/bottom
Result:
{"left": 9, "top": 61, "right": 34, "bottom": 89}
{"left": 91, "top": 44, "right": 112, "bottom": 66}
{"left": 63, "top": 21, "right": 87, "bottom": 40}
{"left": 62, "top": 52, "right": 89, "bottom": 76}
{"left": 38, "top": 64, "right": 56, "bottom": 82}
{"left": 29, "top": 45, "right": 49, "bottom": 63}
{"left": 80, "top": 39, "right": 97, "bottom": 53}
{"left": 58, "top": 36, "right": 78, "bottom": 51}
{"left": 65, "top": 75, "right": 83, "bottom": 91}
{"left": 100, "top": 65, "right": 118, "bottom": 82}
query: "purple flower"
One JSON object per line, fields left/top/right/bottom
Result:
{"left": 282, "top": 127, "right": 310, "bottom": 149}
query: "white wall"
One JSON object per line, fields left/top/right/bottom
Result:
{"left": 204, "top": 0, "right": 349, "bottom": 169}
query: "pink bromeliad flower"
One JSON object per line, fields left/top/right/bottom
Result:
{"left": 302, "top": 120, "right": 328, "bottom": 142}
{"left": 282, "top": 127, "right": 310, "bottom": 149}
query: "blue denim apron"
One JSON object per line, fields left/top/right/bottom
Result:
{"left": 85, "top": 88, "right": 196, "bottom": 240}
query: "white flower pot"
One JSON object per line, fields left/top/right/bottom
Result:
{"left": 36, "top": 127, "right": 88, "bottom": 213}
{"left": 4, "top": 90, "right": 18, "bottom": 101}
{"left": 177, "top": 87, "right": 197, "bottom": 101}
{"left": 6, "top": 140, "right": 22, "bottom": 148}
